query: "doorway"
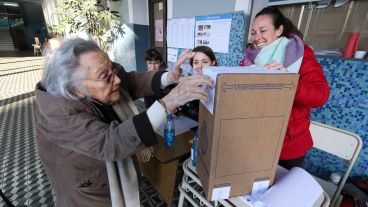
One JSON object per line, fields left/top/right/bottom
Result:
{"left": 148, "top": 0, "right": 167, "bottom": 64}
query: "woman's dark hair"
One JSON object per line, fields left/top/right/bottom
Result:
{"left": 256, "top": 6, "right": 303, "bottom": 39}
{"left": 145, "top": 48, "right": 166, "bottom": 67}
{"left": 189, "top": 46, "right": 217, "bottom": 67}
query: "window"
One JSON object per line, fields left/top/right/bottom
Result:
{"left": 279, "top": 0, "right": 368, "bottom": 51}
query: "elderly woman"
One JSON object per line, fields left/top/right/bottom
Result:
{"left": 35, "top": 38, "right": 212, "bottom": 206}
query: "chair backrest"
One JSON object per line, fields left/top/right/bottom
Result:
{"left": 34, "top": 37, "right": 40, "bottom": 45}
{"left": 310, "top": 121, "right": 361, "bottom": 160}
{"left": 309, "top": 121, "right": 362, "bottom": 206}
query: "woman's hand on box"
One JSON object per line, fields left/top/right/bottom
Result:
{"left": 162, "top": 74, "right": 213, "bottom": 112}
{"left": 264, "top": 60, "right": 286, "bottom": 71}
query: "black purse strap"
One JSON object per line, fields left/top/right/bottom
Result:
{"left": 0, "top": 189, "right": 15, "bottom": 207}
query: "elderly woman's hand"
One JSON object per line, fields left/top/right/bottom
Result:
{"left": 161, "top": 74, "right": 213, "bottom": 112}
{"left": 167, "top": 49, "right": 195, "bottom": 83}
{"left": 264, "top": 60, "right": 286, "bottom": 71}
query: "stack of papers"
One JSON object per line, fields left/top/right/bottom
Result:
{"left": 236, "top": 167, "right": 324, "bottom": 207}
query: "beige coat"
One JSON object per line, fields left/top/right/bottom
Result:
{"left": 35, "top": 66, "right": 165, "bottom": 206}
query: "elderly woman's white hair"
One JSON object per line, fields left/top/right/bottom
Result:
{"left": 41, "top": 38, "right": 102, "bottom": 100}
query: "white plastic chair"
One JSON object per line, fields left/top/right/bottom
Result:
{"left": 178, "top": 158, "right": 331, "bottom": 207}
{"left": 177, "top": 159, "right": 219, "bottom": 207}
{"left": 309, "top": 121, "right": 362, "bottom": 207}
{"left": 32, "top": 37, "right": 42, "bottom": 55}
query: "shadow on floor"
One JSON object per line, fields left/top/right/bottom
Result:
{"left": 0, "top": 50, "right": 35, "bottom": 58}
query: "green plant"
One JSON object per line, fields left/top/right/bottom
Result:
{"left": 54, "top": 0, "right": 122, "bottom": 51}
{"left": 45, "top": 23, "right": 57, "bottom": 36}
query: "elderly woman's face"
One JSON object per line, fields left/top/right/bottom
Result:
{"left": 77, "top": 51, "right": 121, "bottom": 104}
{"left": 251, "top": 15, "right": 283, "bottom": 49}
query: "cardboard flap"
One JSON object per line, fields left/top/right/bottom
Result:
{"left": 214, "top": 74, "right": 298, "bottom": 118}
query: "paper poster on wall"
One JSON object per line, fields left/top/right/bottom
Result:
{"left": 194, "top": 13, "right": 232, "bottom": 53}
{"left": 167, "top": 48, "right": 178, "bottom": 63}
{"left": 167, "top": 17, "right": 195, "bottom": 49}
{"left": 155, "top": 19, "right": 163, "bottom": 42}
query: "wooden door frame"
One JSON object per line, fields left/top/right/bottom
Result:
{"left": 148, "top": 0, "right": 167, "bottom": 61}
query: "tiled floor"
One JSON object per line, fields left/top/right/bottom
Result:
{"left": 0, "top": 56, "right": 51, "bottom": 206}
{"left": 0, "top": 55, "right": 190, "bottom": 206}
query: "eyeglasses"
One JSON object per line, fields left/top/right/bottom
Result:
{"left": 89, "top": 64, "right": 119, "bottom": 84}
{"left": 146, "top": 61, "right": 161, "bottom": 65}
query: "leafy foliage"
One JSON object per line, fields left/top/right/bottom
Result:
{"left": 52, "top": 0, "right": 123, "bottom": 51}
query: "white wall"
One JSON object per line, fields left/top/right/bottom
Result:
{"left": 249, "top": 0, "right": 268, "bottom": 24}
{"left": 110, "top": 0, "right": 148, "bottom": 25}
{"left": 235, "top": 0, "right": 252, "bottom": 13}
{"left": 132, "top": 0, "right": 149, "bottom": 25}
{"left": 248, "top": 0, "right": 268, "bottom": 41}
{"left": 42, "top": 0, "right": 63, "bottom": 27}
{"left": 108, "top": 0, "right": 130, "bottom": 24}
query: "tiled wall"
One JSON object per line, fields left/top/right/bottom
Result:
{"left": 167, "top": 11, "right": 248, "bottom": 68}
{"left": 306, "top": 57, "right": 368, "bottom": 179}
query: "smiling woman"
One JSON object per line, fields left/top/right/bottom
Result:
{"left": 190, "top": 45, "right": 217, "bottom": 75}
{"left": 35, "top": 38, "right": 213, "bottom": 206}
{"left": 240, "top": 6, "right": 330, "bottom": 170}
{"left": 174, "top": 46, "right": 217, "bottom": 121}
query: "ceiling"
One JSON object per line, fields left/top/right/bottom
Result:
{"left": 1, "top": 0, "right": 42, "bottom": 5}
{"left": 18, "top": 0, "right": 42, "bottom": 4}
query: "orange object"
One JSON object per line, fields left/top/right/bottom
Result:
{"left": 343, "top": 32, "right": 360, "bottom": 58}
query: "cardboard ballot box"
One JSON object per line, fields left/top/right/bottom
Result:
{"left": 196, "top": 66, "right": 299, "bottom": 201}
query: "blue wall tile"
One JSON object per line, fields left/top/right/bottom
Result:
{"left": 306, "top": 57, "right": 368, "bottom": 179}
